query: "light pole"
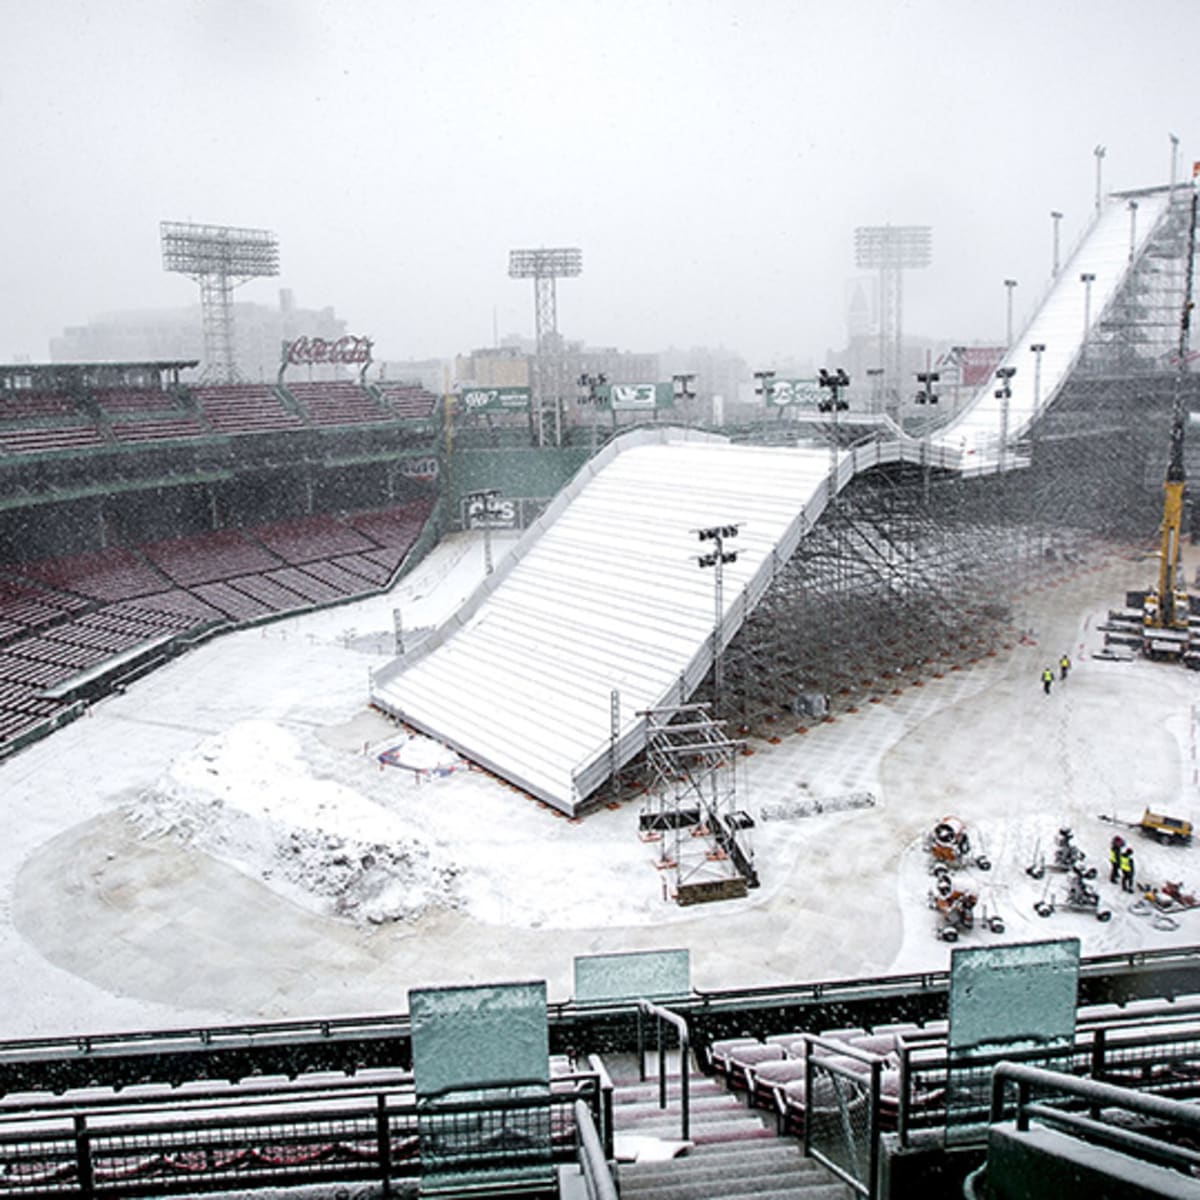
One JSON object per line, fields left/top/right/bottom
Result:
{"left": 672, "top": 372, "right": 697, "bottom": 427}
{"left": 1080, "top": 271, "right": 1096, "bottom": 364}
{"left": 1128, "top": 198, "right": 1139, "bottom": 262}
{"left": 696, "top": 523, "right": 740, "bottom": 713}
{"left": 1051, "top": 211, "right": 1063, "bottom": 276}
{"left": 753, "top": 369, "right": 776, "bottom": 409}
{"left": 1094, "top": 145, "right": 1107, "bottom": 213}
{"left": 866, "top": 366, "right": 884, "bottom": 413}
{"left": 995, "top": 366, "right": 1016, "bottom": 472}
{"left": 818, "top": 367, "right": 850, "bottom": 495}
{"left": 1004, "top": 279, "right": 1018, "bottom": 345}
{"left": 1030, "top": 343, "right": 1046, "bottom": 414}
{"left": 577, "top": 372, "right": 607, "bottom": 453}
{"left": 464, "top": 488, "right": 500, "bottom": 575}
{"left": 1171, "top": 133, "right": 1180, "bottom": 195}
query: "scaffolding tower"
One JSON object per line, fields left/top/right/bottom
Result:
{"left": 638, "top": 704, "right": 757, "bottom": 906}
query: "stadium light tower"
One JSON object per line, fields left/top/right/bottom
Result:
{"left": 1050, "top": 211, "right": 1063, "bottom": 277}
{"left": 508, "top": 247, "right": 582, "bottom": 448}
{"left": 160, "top": 221, "right": 279, "bottom": 383}
{"left": 854, "top": 225, "right": 932, "bottom": 411}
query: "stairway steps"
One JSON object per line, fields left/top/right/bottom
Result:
{"left": 623, "top": 1141, "right": 825, "bottom": 1177}
{"left": 605, "top": 1055, "right": 857, "bottom": 1200}
{"left": 620, "top": 1179, "right": 852, "bottom": 1200}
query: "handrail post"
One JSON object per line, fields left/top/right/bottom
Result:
{"left": 637, "top": 1004, "right": 646, "bottom": 1082}
{"left": 1017, "top": 1077, "right": 1031, "bottom": 1132}
{"left": 897, "top": 1041, "right": 911, "bottom": 1148}
{"left": 680, "top": 1029, "right": 690, "bottom": 1142}
{"left": 1090, "top": 1029, "right": 1106, "bottom": 1121}
{"left": 802, "top": 1037, "right": 813, "bottom": 1159}
{"left": 657, "top": 1015, "right": 667, "bottom": 1109}
{"left": 74, "top": 1114, "right": 94, "bottom": 1200}
{"left": 990, "top": 1068, "right": 1007, "bottom": 1124}
{"left": 868, "top": 1056, "right": 881, "bottom": 1200}
{"left": 376, "top": 1094, "right": 392, "bottom": 1196}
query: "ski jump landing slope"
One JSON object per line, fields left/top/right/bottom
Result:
{"left": 937, "top": 185, "right": 1174, "bottom": 470}
{"left": 371, "top": 431, "right": 960, "bottom": 815}
{"left": 371, "top": 185, "right": 1180, "bottom": 816}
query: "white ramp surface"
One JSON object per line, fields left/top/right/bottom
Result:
{"left": 373, "top": 432, "right": 864, "bottom": 813}
{"left": 939, "top": 186, "right": 1175, "bottom": 471}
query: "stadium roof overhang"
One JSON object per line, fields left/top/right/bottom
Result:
{"left": 0, "top": 361, "right": 200, "bottom": 389}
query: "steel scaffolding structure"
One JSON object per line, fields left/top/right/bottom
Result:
{"left": 637, "top": 703, "right": 757, "bottom": 905}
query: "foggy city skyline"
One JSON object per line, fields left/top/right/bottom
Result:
{"left": 4, "top": 0, "right": 1199, "bottom": 372}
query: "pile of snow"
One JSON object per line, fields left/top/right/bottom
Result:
{"left": 127, "top": 720, "right": 462, "bottom": 925}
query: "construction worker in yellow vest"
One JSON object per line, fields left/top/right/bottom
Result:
{"left": 1119, "top": 844, "right": 1135, "bottom": 894}
{"left": 1041, "top": 666, "right": 1054, "bottom": 695}
{"left": 1059, "top": 653, "right": 1071, "bottom": 681}
{"left": 1109, "top": 835, "right": 1124, "bottom": 883}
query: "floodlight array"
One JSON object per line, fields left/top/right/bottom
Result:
{"left": 508, "top": 247, "right": 583, "bottom": 279}
{"left": 854, "top": 224, "right": 933, "bottom": 269}
{"left": 161, "top": 221, "right": 280, "bottom": 279}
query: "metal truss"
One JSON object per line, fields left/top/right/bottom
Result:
{"left": 637, "top": 703, "right": 757, "bottom": 905}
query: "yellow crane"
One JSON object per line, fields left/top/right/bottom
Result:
{"left": 1141, "top": 186, "right": 1198, "bottom": 661}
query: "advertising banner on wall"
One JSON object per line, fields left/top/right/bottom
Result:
{"left": 606, "top": 382, "right": 674, "bottom": 411}
{"left": 764, "top": 379, "right": 821, "bottom": 407}
{"left": 459, "top": 386, "right": 531, "bottom": 414}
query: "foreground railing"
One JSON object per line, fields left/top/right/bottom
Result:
{"left": 895, "top": 1001, "right": 1200, "bottom": 1147}
{"left": 990, "top": 1060, "right": 1200, "bottom": 1179}
{"left": 1, "top": 945, "right": 1197, "bottom": 1100}
{"left": 573, "top": 1099, "right": 618, "bottom": 1200}
{"left": 802, "top": 1034, "right": 884, "bottom": 1200}
{"left": 635, "top": 1000, "right": 690, "bottom": 1142}
{"left": 0, "top": 1072, "right": 607, "bottom": 1200}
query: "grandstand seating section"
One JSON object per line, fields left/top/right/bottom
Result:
{"left": 285, "top": 380, "right": 387, "bottom": 426}
{"left": 191, "top": 384, "right": 305, "bottom": 435}
{"left": 377, "top": 384, "right": 439, "bottom": 420}
{"left": 0, "top": 382, "right": 439, "bottom": 455}
{"left": 93, "top": 388, "right": 184, "bottom": 415}
{"left": 0, "top": 497, "right": 436, "bottom": 746}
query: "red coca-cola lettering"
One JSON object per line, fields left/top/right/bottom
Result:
{"left": 285, "top": 335, "right": 373, "bottom": 366}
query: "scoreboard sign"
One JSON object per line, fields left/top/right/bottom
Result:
{"left": 765, "top": 379, "right": 821, "bottom": 407}
{"left": 460, "top": 386, "right": 530, "bottom": 413}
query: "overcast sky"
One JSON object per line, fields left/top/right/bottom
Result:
{"left": 3, "top": 0, "right": 1198, "bottom": 368}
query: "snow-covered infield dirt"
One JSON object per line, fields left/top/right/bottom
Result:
{"left": 3, "top": 531, "right": 1200, "bottom": 1037}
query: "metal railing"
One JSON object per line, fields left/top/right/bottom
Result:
{"left": 635, "top": 1001, "right": 691, "bottom": 1141}
{"left": 801, "top": 1034, "right": 884, "bottom": 1200}
{"left": 573, "top": 1099, "right": 618, "bottom": 1200}
{"left": 1, "top": 945, "right": 1199, "bottom": 1100}
{"left": 895, "top": 1000, "right": 1200, "bottom": 1147}
{"left": 0, "top": 1071, "right": 607, "bottom": 1200}
{"left": 991, "top": 1060, "right": 1200, "bottom": 1179}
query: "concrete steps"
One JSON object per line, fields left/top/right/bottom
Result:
{"left": 606, "top": 1053, "right": 854, "bottom": 1200}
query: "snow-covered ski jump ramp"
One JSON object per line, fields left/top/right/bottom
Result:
{"left": 371, "top": 185, "right": 1182, "bottom": 816}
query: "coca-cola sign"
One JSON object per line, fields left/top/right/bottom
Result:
{"left": 284, "top": 335, "right": 373, "bottom": 366}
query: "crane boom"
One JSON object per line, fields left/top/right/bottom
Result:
{"left": 1151, "top": 187, "right": 1198, "bottom": 631}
